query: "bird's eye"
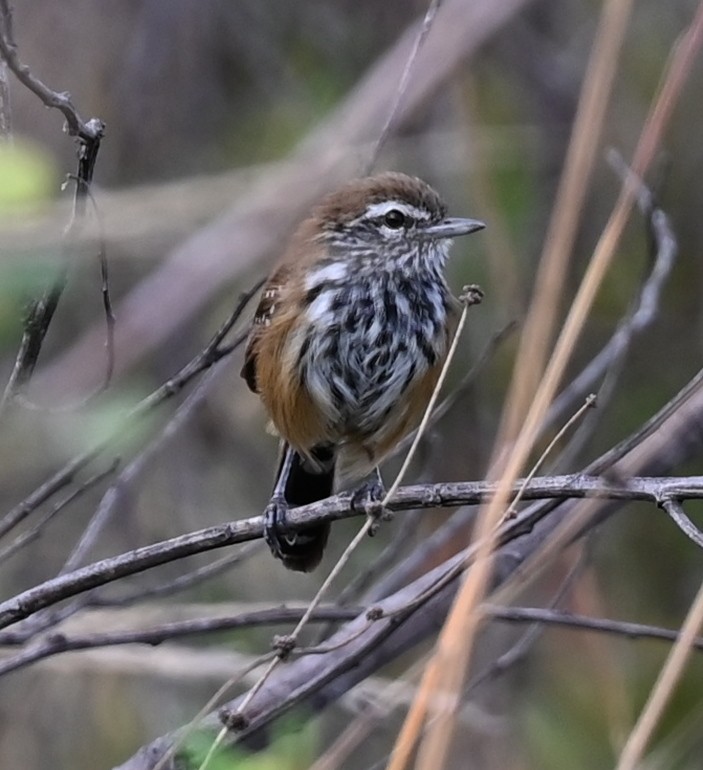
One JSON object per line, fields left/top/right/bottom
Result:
{"left": 383, "top": 209, "right": 407, "bottom": 229}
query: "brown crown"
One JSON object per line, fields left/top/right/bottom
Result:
{"left": 312, "top": 172, "right": 447, "bottom": 228}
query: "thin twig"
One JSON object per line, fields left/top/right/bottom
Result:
{"left": 198, "top": 616, "right": 382, "bottom": 770}
{"left": 62, "top": 358, "right": 230, "bottom": 574}
{"left": 313, "top": 507, "right": 425, "bottom": 645}
{"left": 0, "top": 38, "right": 105, "bottom": 418}
{"left": 615, "top": 576, "right": 703, "bottom": 770}
{"left": 153, "top": 652, "right": 278, "bottom": 770}
{"left": 99, "top": 223, "right": 116, "bottom": 387}
{"left": 0, "top": 606, "right": 361, "bottom": 678}
{"left": 226, "top": 519, "right": 375, "bottom": 728}
{"left": 426, "top": 319, "right": 518, "bottom": 429}
{"left": 0, "top": 281, "right": 261, "bottom": 542}
{"left": 0, "top": 25, "right": 101, "bottom": 141}
{"left": 545, "top": 155, "right": 677, "bottom": 436}
{"left": 507, "top": 394, "right": 596, "bottom": 517}
{"left": 336, "top": 509, "right": 425, "bottom": 607}
{"left": 13, "top": 184, "right": 117, "bottom": 412}
{"left": 589, "top": 367, "right": 703, "bottom": 475}
{"left": 0, "top": 461, "right": 118, "bottom": 565}
{"left": 365, "top": 0, "right": 443, "bottom": 172}
{"left": 483, "top": 605, "right": 703, "bottom": 650}
{"left": 468, "top": 544, "right": 590, "bottom": 693}
{"left": 89, "top": 544, "right": 263, "bottom": 608}
{"left": 659, "top": 498, "right": 703, "bottom": 550}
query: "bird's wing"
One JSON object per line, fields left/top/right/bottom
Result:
{"left": 240, "top": 266, "right": 289, "bottom": 393}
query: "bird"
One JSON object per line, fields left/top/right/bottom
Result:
{"left": 241, "top": 171, "right": 485, "bottom": 571}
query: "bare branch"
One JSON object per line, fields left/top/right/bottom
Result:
{"left": 659, "top": 498, "right": 703, "bottom": 550}
{"left": 0, "top": 23, "right": 101, "bottom": 141}
{"left": 0, "top": 17, "right": 106, "bottom": 414}
{"left": 484, "top": 605, "right": 703, "bottom": 649}
{"left": 0, "top": 605, "right": 362, "bottom": 678}
{"left": 0, "top": 461, "right": 117, "bottom": 564}
{"left": 0, "top": 281, "right": 261, "bottom": 542}
{"left": 113, "top": 359, "right": 703, "bottom": 769}
{"left": 545, "top": 163, "right": 677, "bottom": 438}
{"left": 62, "top": 358, "right": 230, "bottom": 574}
{"left": 365, "top": 0, "right": 443, "bottom": 172}
{"left": 91, "top": 546, "right": 263, "bottom": 609}
{"left": 2, "top": 474, "right": 703, "bottom": 633}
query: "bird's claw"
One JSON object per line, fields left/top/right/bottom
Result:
{"left": 264, "top": 495, "right": 293, "bottom": 560}
{"left": 351, "top": 477, "right": 389, "bottom": 536}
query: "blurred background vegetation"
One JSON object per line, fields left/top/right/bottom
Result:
{"left": 1, "top": 1, "right": 703, "bottom": 769}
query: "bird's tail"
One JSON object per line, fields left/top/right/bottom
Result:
{"left": 276, "top": 444, "right": 334, "bottom": 572}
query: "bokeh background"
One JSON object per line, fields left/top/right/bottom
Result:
{"left": 1, "top": 1, "right": 703, "bottom": 768}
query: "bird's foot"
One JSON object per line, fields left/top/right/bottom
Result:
{"left": 263, "top": 494, "right": 294, "bottom": 560}
{"left": 351, "top": 477, "right": 391, "bottom": 536}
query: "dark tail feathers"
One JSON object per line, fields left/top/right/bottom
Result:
{"left": 277, "top": 445, "right": 334, "bottom": 572}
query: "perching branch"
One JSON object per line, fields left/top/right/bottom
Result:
{"left": 113, "top": 355, "right": 703, "bottom": 769}
{"left": 1, "top": 474, "right": 703, "bottom": 633}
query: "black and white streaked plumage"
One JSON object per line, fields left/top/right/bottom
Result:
{"left": 242, "top": 172, "right": 484, "bottom": 570}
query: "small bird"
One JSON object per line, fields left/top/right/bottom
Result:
{"left": 242, "top": 172, "right": 484, "bottom": 571}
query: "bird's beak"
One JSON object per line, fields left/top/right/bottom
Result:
{"left": 422, "top": 217, "right": 485, "bottom": 239}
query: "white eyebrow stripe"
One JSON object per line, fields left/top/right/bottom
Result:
{"left": 362, "top": 201, "right": 431, "bottom": 221}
